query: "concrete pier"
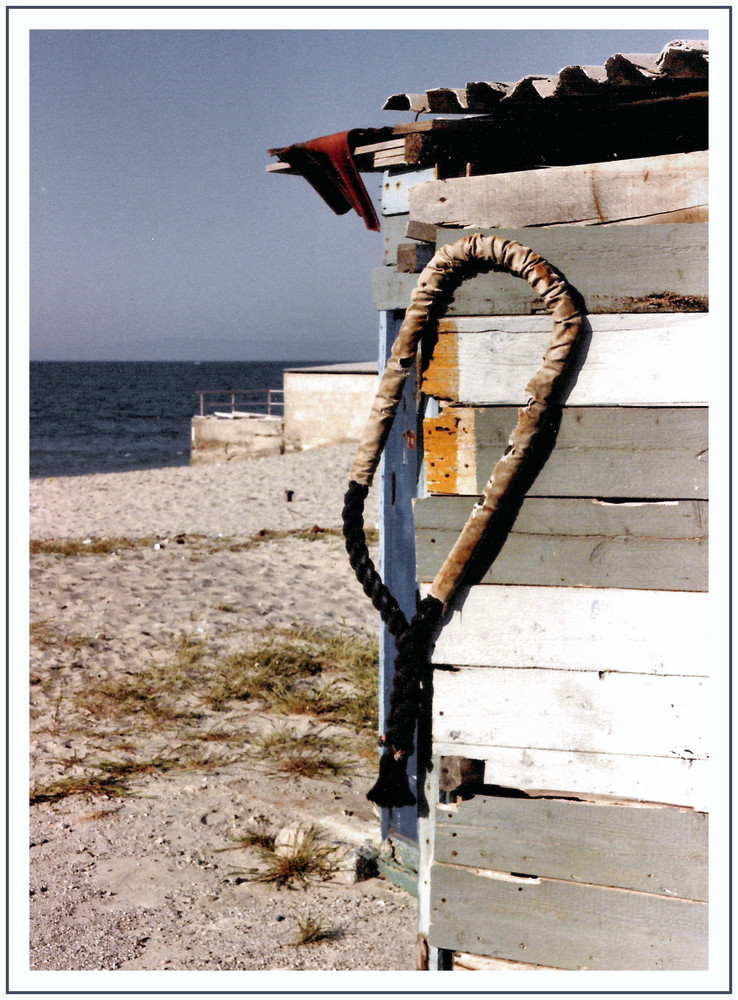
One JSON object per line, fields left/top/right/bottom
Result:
{"left": 190, "top": 412, "right": 285, "bottom": 464}
{"left": 189, "top": 362, "right": 377, "bottom": 464}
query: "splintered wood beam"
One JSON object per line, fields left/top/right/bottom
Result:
{"left": 407, "top": 150, "right": 708, "bottom": 227}
{"left": 422, "top": 406, "right": 708, "bottom": 498}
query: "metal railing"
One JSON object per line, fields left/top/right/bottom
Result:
{"left": 196, "top": 388, "right": 284, "bottom": 418}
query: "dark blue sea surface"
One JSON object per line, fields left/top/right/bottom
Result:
{"left": 30, "top": 361, "right": 332, "bottom": 479}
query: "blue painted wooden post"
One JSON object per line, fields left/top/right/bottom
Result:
{"left": 377, "top": 308, "right": 420, "bottom": 844}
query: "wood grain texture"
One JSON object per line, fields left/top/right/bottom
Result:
{"left": 428, "top": 861, "right": 708, "bottom": 970}
{"left": 381, "top": 214, "right": 412, "bottom": 267}
{"left": 415, "top": 496, "right": 708, "bottom": 538}
{"left": 434, "top": 223, "right": 709, "bottom": 313}
{"left": 430, "top": 743, "right": 708, "bottom": 811}
{"left": 420, "top": 314, "right": 709, "bottom": 406}
{"left": 431, "top": 666, "right": 707, "bottom": 760}
{"left": 423, "top": 405, "right": 708, "bottom": 499}
{"left": 408, "top": 151, "right": 708, "bottom": 228}
{"left": 374, "top": 223, "right": 708, "bottom": 313}
{"left": 424, "top": 584, "right": 709, "bottom": 676}
{"left": 434, "top": 795, "right": 708, "bottom": 901}
{"left": 414, "top": 496, "right": 708, "bottom": 592}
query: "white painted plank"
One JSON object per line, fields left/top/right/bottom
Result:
{"left": 381, "top": 168, "right": 435, "bottom": 216}
{"left": 430, "top": 743, "right": 708, "bottom": 811}
{"left": 426, "top": 314, "right": 709, "bottom": 406}
{"left": 408, "top": 150, "right": 708, "bottom": 228}
{"left": 432, "top": 666, "right": 707, "bottom": 760}
{"left": 424, "top": 585, "right": 708, "bottom": 677}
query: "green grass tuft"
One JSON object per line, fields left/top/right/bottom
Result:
{"left": 30, "top": 620, "right": 93, "bottom": 651}
{"left": 251, "top": 723, "right": 355, "bottom": 779}
{"left": 245, "top": 824, "right": 341, "bottom": 888}
{"left": 29, "top": 773, "right": 133, "bottom": 804}
{"left": 292, "top": 913, "right": 342, "bottom": 946}
{"left": 30, "top": 536, "right": 161, "bottom": 556}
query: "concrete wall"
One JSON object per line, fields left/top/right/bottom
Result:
{"left": 189, "top": 363, "right": 378, "bottom": 465}
{"left": 283, "top": 363, "right": 377, "bottom": 450}
{"left": 190, "top": 414, "right": 284, "bottom": 464}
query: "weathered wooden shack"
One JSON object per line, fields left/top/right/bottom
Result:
{"left": 269, "top": 40, "right": 709, "bottom": 972}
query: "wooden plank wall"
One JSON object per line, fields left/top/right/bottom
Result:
{"left": 429, "top": 796, "right": 708, "bottom": 970}
{"left": 376, "top": 151, "right": 709, "bottom": 970}
{"left": 406, "top": 150, "right": 708, "bottom": 228}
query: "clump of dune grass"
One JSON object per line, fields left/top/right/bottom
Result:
{"left": 30, "top": 773, "right": 133, "bottom": 805}
{"left": 72, "top": 633, "right": 208, "bottom": 728}
{"left": 31, "top": 624, "right": 378, "bottom": 801}
{"left": 73, "top": 675, "right": 198, "bottom": 728}
{"left": 203, "top": 627, "right": 378, "bottom": 732}
{"left": 251, "top": 722, "right": 355, "bottom": 779}
{"left": 219, "top": 818, "right": 277, "bottom": 854}
{"left": 30, "top": 620, "right": 93, "bottom": 651}
{"left": 292, "top": 913, "right": 342, "bottom": 946}
{"left": 94, "top": 754, "right": 193, "bottom": 780}
{"left": 202, "top": 630, "right": 323, "bottom": 710}
{"left": 29, "top": 536, "right": 162, "bottom": 556}
{"left": 244, "top": 824, "right": 341, "bottom": 888}
{"left": 29, "top": 748, "right": 230, "bottom": 805}
{"left": 185, "top": 723, "right": 254, "bottom": 747}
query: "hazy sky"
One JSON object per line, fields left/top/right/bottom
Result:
{"left": 29, "top": 22, "right": 702, "bottom": 362}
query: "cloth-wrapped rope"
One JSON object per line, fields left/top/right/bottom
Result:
{"left": 343, "top": 233, "right": 586, "bottom": 808}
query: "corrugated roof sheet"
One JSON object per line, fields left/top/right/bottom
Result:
{"left": 382, "top": 40, "right": 708, "bottom": 114}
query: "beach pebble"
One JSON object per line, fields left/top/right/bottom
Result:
{"left": 335, "top": 844, "right": 380, "bottom": 885}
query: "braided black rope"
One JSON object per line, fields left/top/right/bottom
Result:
{"left": 342, "top": 480, "right": 409, "bottom": 640}
{"left": 366, "top": 595, "right": 444, "bottom": 807}
{"left": 343, "top": 479, "right": 443, "bottom": 808}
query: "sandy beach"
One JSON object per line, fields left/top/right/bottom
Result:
{"left": 28, "top": 444, "right": 419, "bottom": 973}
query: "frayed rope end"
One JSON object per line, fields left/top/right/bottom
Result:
{"left": 366, "top": 746, "right": 416, "bottom": 809}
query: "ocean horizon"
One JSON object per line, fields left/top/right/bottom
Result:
{"left": 30, "top": 360, "right": 337, "bottom": 479}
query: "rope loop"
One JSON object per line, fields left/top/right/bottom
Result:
{"left": 344, "top": 233, "right": 586, "bottom": 809}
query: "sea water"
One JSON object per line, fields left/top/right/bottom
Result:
{"left": 29, "top": 361, "right": 331, "bottom": 479}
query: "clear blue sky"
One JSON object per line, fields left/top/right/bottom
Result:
{"left": 30, "top": 25, "right": 700, "bottom": 362}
